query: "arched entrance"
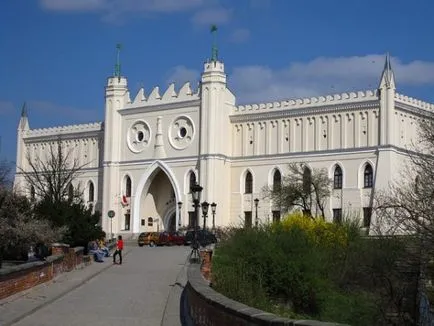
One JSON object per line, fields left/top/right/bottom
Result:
{"left": 132, "top": 161, "right": 181, "bottom": 234}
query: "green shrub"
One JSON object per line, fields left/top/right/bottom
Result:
{"left": 212, "top": 215, "right": 413, "bottom": 325}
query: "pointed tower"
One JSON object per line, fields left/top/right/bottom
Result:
{"left": 102, "top": 44, "right": 130, "bottom": 234}
{"left": 15, "top": 102, "right": 30, "bottom": 191}
{"left": 374, "top": 53, "right": 398, "bottom": 209}
{"left": 378, "top": 53, "right": 396, "bottom": 145}
{"left": 199, "top": 25, "right": 236, "bottom": 226}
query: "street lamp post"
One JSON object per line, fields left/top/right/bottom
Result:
{"left": 201, "top": 201, "right": 209, "bottom": 230}
{"left": 254, "top": 198, "right": 259, "bottom": 227}
{"left": 177, "top": 201, "right": 182, "bottom": 228}
{"left": 190, "top": 183, "right": 203, "bottom": 263}
{"left": 211, "top": 202, "right": 217, "bottom": 231}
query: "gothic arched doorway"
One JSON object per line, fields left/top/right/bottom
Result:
{"left": 132, "top": 161, "right": 181, "bottom": 234}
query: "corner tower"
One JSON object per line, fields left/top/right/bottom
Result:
{"left": 14, "top": 103, "right": 29, "bottom": 192}
{"left": 199, "top": 26, "right": 235, "bottom": 226}
{"left": 378, "top": 53, "right": 396, "bottom": 145}
{"left": 102, "top": 44, "right": 130, "bottom": 234}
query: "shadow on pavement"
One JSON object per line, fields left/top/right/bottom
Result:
{"left": 180, "top": 286, "right": 194, "bottom": 326}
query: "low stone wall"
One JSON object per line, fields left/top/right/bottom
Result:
{"left": 0, "top": 244, "right": 85, "bottom": 300}
{"left": 186, "top": 250, "right": 348, "bottom": 326}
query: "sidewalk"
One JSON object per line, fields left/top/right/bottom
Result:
{"left": 0, "top": 249, "right": 131, "bottom": 326}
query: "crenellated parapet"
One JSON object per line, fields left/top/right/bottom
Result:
{"left": 234, "top": 90, "right": 378, "bottom": 114}
{"left": 126, "top": 82, "right": 200, "bottom": 108}
{"left": 25, "top": 122, "right": 103, "bottom": 138}
{"left": 395, "top": 92, "right": 434, "bottom": 112}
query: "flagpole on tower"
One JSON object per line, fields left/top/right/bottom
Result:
{"left": 210, "top": 25, "right": 218, "bottom": 62}
{"left": 114, "top": 43, "right": 122, "bottom": 81}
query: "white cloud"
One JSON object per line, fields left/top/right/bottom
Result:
{"left": 40, "top": 0, "right": 106, "bottom": 11}
{"left": 191, "top": 7, "right": 232, "bottom": 26}
{"left": 229, "top": 28, "right": 250, "bottom": 43}
{"left": 165, "top": 66, "right": 200, "bottom": 88}
{"left": 229, "top": 55, "right": 434, "bottom": 104}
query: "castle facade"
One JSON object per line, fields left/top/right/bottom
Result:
{"left": 14, "top": 53, "right": 433, "bottom": 236}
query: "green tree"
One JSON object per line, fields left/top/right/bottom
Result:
{"left": 262, "top": 163, "right": 332, "bottom": 219}
{"left": 34, "top": 198, "right": 103, "bottom": 248}
{"left": 0, "top": 189, "right": 66, "bottom": 267}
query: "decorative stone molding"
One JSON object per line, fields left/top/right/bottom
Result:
{"left": 235, "top": 90, "right": 378, "bottom": 114}
{"left": 231, "top": 101, "right": 379, "bottom": 123}
{"left": 395, "top": 92, "right": 434, "bottom": 112}
{"left": 25, "top": 122, "right": 103, "bottom": 138}
{"left": 128, "top": 82, "right": 200, "bottom": 108}
{"left": 168, "top": 115, "right": 195, "bottom": 150}
{"left": 127, "top": 120, "right": 152, "bottom": 153}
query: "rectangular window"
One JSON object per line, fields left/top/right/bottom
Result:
{"left": 363, "top": 207, "right": 372, "bottom": 228}
{"left": 141, "top": 219, "right": 145, "bottom": 226}
{"left": 188, "top": 212, "right": 195, "bottom": 228}
{"left": 272, "top": 210, "right": 281, "bottom": 223}
{"left": 333, "top": 209, "right": 342, "bottom": 224}
{"left": 244, "top": 211, "right": 252, "bottom": 228}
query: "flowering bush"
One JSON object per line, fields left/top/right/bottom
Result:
{"left": 276, "top": 212, "right": 348, "bottom": 248}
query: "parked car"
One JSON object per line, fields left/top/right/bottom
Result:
{"left": 138, "top": 232, "right": 169, "bottom": 247}
{"left": 184, "top": 229, "right": 217, "bottom": 247}
{"left": 167, "top": 232, "right": 185, "bottom": 246}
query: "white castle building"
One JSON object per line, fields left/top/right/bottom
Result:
{"left": 14, "top": 49, "right": 434, "bottom": 236}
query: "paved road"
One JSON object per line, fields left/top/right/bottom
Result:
{"left": 11, "top": 245, "right": 191, "bottom": 326}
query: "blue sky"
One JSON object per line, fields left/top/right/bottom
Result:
{"left": 1, "top": 0, "right": 434, "bottom": 163}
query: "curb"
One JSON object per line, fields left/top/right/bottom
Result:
{"left": 160, "top": 255, "right": 190, "bottom": 326}
{"left": 4, "top": 248, "right": 132, "bottom": 326}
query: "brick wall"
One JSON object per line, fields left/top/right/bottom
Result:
{"left": 186, "top": 249, "right": 349, "bottom": 326}
{"left": 0, "top": 245, "right": 85, "bottom": 300}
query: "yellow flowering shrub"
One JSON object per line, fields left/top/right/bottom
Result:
{"left": 275, "top": 212, "right": 348, "bottom": 247}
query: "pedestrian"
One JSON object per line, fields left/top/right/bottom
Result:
{"left": 113, "top": 235, "right": 124, "bottom": 265}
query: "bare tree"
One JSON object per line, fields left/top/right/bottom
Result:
{"left": 374, "top": 120, "right": 434, "bottom": 241}
{"left": 18, "top": 138, "right": 88, "bottom": 204}
{"left": 262, "top": 162, "right": 332, "bottom": 219}
{"left": 0, "top": 159, "right": 12, "bottom": 188}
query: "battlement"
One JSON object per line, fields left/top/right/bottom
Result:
{"left": 234, "top": 90, "right": 378, "bottom": 114}
{"left": 395, "top": 92, "right": 434, "bottom": 112}
{"left": 26, "top": 122, "right": 103, "bottom": 138}
{"left": 126, "top": 82, "right": 200, "bottom": 108}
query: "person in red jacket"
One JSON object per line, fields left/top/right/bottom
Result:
{"left": 113, "top": 235, "right": 124, "bottom": 265}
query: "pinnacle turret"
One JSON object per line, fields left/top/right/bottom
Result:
{"left": 21, "top": 102, "right": 27, "bottom": 117}
{"left": 378, "top": 52, "right": 395, "bottom": 89}
{"left": 18, "top": 102, "right": 29, "bottom": 130}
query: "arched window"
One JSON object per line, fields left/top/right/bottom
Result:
{"left": 125, "top": 176, "right": 131, "bottom": 197}
{"left": 273, "top": 170, "right": 281, "bottom": 192}
{"left": 68, "top": 183, "right": 74, "bottom": 200}
{"left": 189, "top": 172, "right": 196, "bottom": 192}
{"left": 333, "top": 166, "right": 343, "bottom": 189}
{"left": 245, "top": 171, "right": 253, "bottom": 194}
{"left": 88, "top": 182, "right": 94, "bottom": 202}
{"left": 147, "top": 217, "right": 153, "bottom": 227}
{"left": 30, "top": 185, "right": 35, "bottom": 200}
{"left": 364, "top": 164, "right": 373, "bottom": 188}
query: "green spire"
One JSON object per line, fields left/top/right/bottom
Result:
{"left": 210, "top": 25, "right": 218, "bottom": 62}
{"left": 114, "top": 43, "right": 122, "bottom": 78}
{"left": 21, "top": 102, "right": 27, "bottom": 118}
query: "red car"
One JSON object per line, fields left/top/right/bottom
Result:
{"left": 167, "top": 232, "right": 185, "bottom": 246}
